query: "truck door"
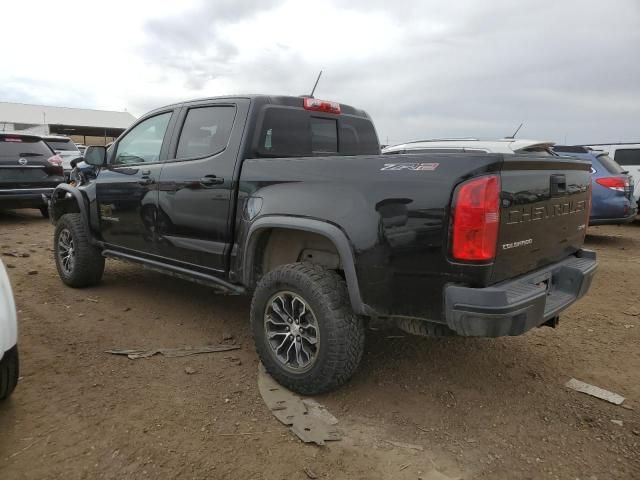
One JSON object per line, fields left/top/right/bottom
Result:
{"left": 95, "top": 110, "right": 175, "bottom": 256}
{"left": 155, "top": 99, "right": 249, "bottom": 274}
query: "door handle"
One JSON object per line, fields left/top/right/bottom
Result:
{"left": 138, "top": 176, "right": 154, "bottom": 186}
{"left": 199, "top": 175, "right": 224, "bottom": 187}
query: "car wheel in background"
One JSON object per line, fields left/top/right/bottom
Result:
{"left": 54, "top": 213, "right": 105, "bottom": 287}
{"left": 39, "top": 205, "right": 49, "bottom": 218}
{"left": 251, "top": 262, "right": 365, "bottom": 395}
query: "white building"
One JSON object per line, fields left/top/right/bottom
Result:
{"left": 0, "top": 102, "right": 136, "bottom": 145}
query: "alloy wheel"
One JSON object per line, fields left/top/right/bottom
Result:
{"left": 264, "top": 291, "right": 320, "bottom": 373}
{"left": 57, "top": 228, "right": 75, "bottom": 275}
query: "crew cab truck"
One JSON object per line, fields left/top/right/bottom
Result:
{"left": 49, "top": 95, "right": 597, "bottom": 394}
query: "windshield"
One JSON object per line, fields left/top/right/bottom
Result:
{"left": 46, "top": 140, "right": 79, "bottom": 152}
{"left": 0, "top": 137, "right": 52, "bottom": 159}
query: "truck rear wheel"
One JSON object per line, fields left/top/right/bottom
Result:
{"left": 54, "top": 213, "right": 105, "bottom": 287}
{"left": 251, "top": 263, "right": 365, "bottom": 395}
{"left": 0, "top": 346, "right": 19, "bottom": 401}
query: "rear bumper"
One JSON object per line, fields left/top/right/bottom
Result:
{"left": 0, "top": 187, "right": 54, "bottom": 208}
{"left": 445, "top": 250, "right": 597, "bottom": 337}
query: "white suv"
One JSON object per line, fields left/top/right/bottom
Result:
{"left": 382, "top": 138, "right": 556, "bottom": 155}
{"left": 0, "top": 260, "right": 18, "bottom": 400}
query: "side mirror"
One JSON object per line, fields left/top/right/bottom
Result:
{"left": 84, "top": 145, "right": 107, "bottom": 167}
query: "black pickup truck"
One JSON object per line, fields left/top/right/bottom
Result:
{"left": 50, "top": 95, "right": 597, "bottom": 394}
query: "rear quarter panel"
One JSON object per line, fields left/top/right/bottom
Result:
{"left": 234, "top": 153, "right": 503, "bottom": 320}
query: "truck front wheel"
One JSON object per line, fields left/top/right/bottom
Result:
{"left": 251, "top": 263, "right": 365, "bottom": 395}
{"left": 54, "top": 213, "right": 105, "bottom": 287}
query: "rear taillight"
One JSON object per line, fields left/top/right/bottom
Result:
{"left": 451, "top": 175, "right": 501, "bottom": 261}
{"left": 303, "top": 98, "right": 341, "bottom": 114}
{"left": 47, "top": 154, "right": 63, "bottom": 167}
{"left": 596, "top": 177, "right": 626, "bottom": 191}
{"left": 47, "top": 155, "right": 62, "bottom": 174}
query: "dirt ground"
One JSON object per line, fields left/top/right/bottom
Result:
{"left": 0, "top": 209, "right": 638, "bottom": 480}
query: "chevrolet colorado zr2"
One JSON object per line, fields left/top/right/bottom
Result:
{"left": 49, "top": 95, "right": 597, "bottom": 394}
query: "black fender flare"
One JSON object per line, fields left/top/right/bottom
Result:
{"left": 243, "top": 216, "right": 370, "bottom": 316}
{"left": 50, "top": 184, "right": 89, "bottom": 226}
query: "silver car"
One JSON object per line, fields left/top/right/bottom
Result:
{"left": 43, "top": 135, "right": 83, "bottom": 179}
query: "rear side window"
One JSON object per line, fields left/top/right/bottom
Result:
{"left": 46, "top": 139, "right": 78, "bottom": 152}
{"left": 596, "top": 154, "right": 624, "bottom": 174}
{"left": 176, "top": 106, "right": 236, "bottom": 160}
{"left": 614, "top": 149, "right": 640, "bottom": 166}
{"left": 0, "top": 137, "right": 52, "bottom": 159}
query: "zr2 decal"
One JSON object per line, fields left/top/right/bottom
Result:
{"left": 380, "top": 162, "right": 439, "bottom": 171}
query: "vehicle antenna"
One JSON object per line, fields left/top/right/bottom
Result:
{"left": 507, "top": 122, "right": 524, "bottom": 139}
{"left": 310, "top": 70, "right": 323, "bottom": 98}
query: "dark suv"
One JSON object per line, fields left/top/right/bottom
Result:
{"left": 0, "top": 133, "right": 65, "bottom": 217}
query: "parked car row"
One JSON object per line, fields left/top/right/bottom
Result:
{"left": 552, "top": 146, "right": 636, "bottom": 225}
{"left": 383, "top": 138, "right": 637, "bottom": 227}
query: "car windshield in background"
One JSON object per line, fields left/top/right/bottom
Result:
{"left": 597, "top": 153, "right": 625, "bottom": 174}
{"left": 0, "top": 137, "right": 52, "bottom": 159}
{"left": 46, "top": 140, "right": 79, "bottom": 152}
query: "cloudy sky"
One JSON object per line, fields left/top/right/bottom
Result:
{"left": 2, "top": 0, "right": 639, "bottom": 145}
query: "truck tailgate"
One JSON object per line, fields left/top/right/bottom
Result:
{"left": 491, "top": 156, "right": 591, "bottom": 284}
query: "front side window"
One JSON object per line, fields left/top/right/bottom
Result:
{"left": 176, "top": 106, "right": 236, "bottom": 160}
{"left": 114, "top": 112, "right": 172, "bottom": 165}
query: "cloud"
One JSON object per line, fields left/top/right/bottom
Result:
{"left": 1, "top": 0, "right": 639, "bottom": 144}
{"left": 142, "top": 0, "right": 282, "bottom": 89}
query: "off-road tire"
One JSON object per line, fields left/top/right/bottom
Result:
{"left": 0, "top": 346, "right": 19, "bottom": 401}
{"left": 39, "top": 205, "right": 49, "bottom": 218}
{"left": 396, "top": 317, "right": 455, "bottom": 337}
{"left": 54, "top": 213, "right": 105, "bottom": 287}
{"left": 251, "top": 263, "right": 365, "bottom": 395}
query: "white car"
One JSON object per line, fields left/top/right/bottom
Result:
{"left": 382, "top": 138, "right": 556, "bottom": 155}
{"left": 43, "top": 135, "right": 83, "bottom": 178}
{"left": 0, "top": 260, "right": 18, "bottom": 400}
